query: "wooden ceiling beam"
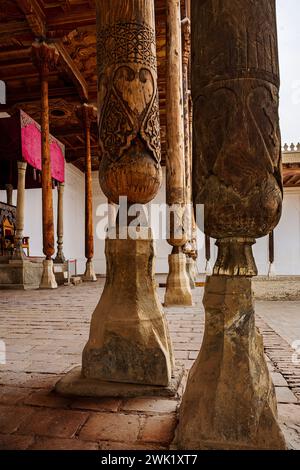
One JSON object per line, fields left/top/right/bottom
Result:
{"left": 54, "top": 41, "right": 89, "bottom": 103}
{"left": 16, "top": 0, "right": 46, "bottom": 38}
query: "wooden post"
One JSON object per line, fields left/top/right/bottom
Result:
{"left": 164, "top": 0, "right": 192, "bottom": 306}
{"left": 12, "top": 162, "right": 27, "bottom": 260}
{"left": 5, "top": 184, "right": 13, "bottom": 206}
{"left": 76, "top": 104, "right": 97, "bottom": 282}
{"left": 177, "top": 0, "right": 286, "bottom": 450}
{"left": 55, "top": 0, "right": 174, "bottom": 396}
{"left": 32, "top": 41, "right": 59, "bottom": 289}
{"left": 205, "top": 234, "right": 212, "bottom": 275}
{"left": 54, "top": 182, "right": 65, "bottom": 264}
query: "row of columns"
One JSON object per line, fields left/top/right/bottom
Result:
{"left": 54, "top": 0, "right": 286, "bottom": 450}
{"left": 7, "top": 41, "right": 97, "bottom": 288}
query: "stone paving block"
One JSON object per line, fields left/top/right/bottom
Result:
{"left": 28, "top": 436, "right": 99, "bottom": 450}
{"left": 0, "top": 386, "right": 33, "bottom": 405}
{"left": 98, "top": 441, "right": 166, "bottom": 450}
{"left": 79, "top": 413, "right": 140, "bottom": 442}
{"left": 278, "top": 404, "right": 300, "bottom": 450}
{"left": 121, "top": 398, "right": 178, "bottom": 414}
{"left": 24, "top": 390, "right": 71, "bottom": 409}
{"left": 140, "top": 415, "right": 177, "bottom": 444}
{"left": 0, "top": 405, "right": 34, "bottom": 434}
{"left": 70, "top": 398, "right": 122, "bottom": 413}
{"left": 271, "top": 372, "right": 289, "bottom": 387}
{"left": 17, "top": 407, "right": 89, "bottom": 438}
{"left": 276, "top": 387, "right": 298, "bottom": 404}
{"left": 0, "top": 433, "right": 34, "bottom": 450}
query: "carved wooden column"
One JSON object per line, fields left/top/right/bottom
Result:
{"left": 32, "top": 41, "right": 59, "bottom": 289}
{"left": 76, "top": 104, "right": 97, "bottom": 282}
{"left": 181, "top": 17, "right": 195, "bottom": 289}
{"left": 177, "top": 0, "right": 286, "bottom": 449}
{"left": 54, "top": 182, "right": 65, "bottom": 264}
{"left": 5, "top": 184, "right": 13, "bottom": 206}
{"left": 56, "top": 0, "right": 175, "bottom": 398}
{"left": 12, "top": 162, "right": 27, "bottom": 260}
{"left": 164, "top": 0, "right": 192, "bottom": 306}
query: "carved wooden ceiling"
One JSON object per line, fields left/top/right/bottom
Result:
{"left": 0, "top": 0, "right": 188, "bottom": 173}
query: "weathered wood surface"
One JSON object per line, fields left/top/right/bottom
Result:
{"left": 96, "top": 0, "right": 162, "bottom": 205}
{"left": 32, "top": 41, "right": 59, "bottom": 260}
{"left": 191, "top": 0, "right": 282, "bottom": 275}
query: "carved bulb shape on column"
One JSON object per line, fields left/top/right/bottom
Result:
{"left": 97, "top": 1, "right": 162, "bottom": 205}
{"left": 192, "top": 0, "right": 283, "bottom": 276}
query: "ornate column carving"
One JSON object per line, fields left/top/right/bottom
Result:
{"left": 76, "top": 104, "right": 97, "bottom": 282}
{"left": 32, "top": 41, "right": 59, "bottom": 289}
{"left": 12, "top": 162, "right": 27, "bottom": 260}
{"left": 54, "top": 182, "right": 65, "bottom": 264}
{"left": 164, "top": 0, "right": 192, "bottom": 306}
{"left": 5, "top": 184, "right": 13, "bottom": 206}
{"left": 177, "top": 0, "right": 286, "bottom": 450}
{"left": 56, "top": 0, "right": 175, "bottom": 398}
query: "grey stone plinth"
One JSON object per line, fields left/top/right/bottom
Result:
{"left": 0, "top": 259, "right": 43, "bottom": 290}
{"left": 55, "top": 365, "right": 184, "bottom": 399}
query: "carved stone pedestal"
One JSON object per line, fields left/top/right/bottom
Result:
{"left": 82, "top": 260, "right": 97, "bottom": 282}
{"left": 165, "top": 253, "right": 193, "bottom": 307}
{"left": 40, "top": 259, "right": 58, "bottom": 290}
{"left": 56, "top": 230, "right": 177, "bottom": 397}
{"left": 176, "top": 276, "right": 286, "bottom": 450}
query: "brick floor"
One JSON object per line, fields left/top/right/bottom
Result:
{"left": 0, "top": 279, "right": 299, "bottom": 450}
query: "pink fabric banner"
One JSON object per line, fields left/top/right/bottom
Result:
{"left": 20, "top": 110, "right": 65, "bottom": 183}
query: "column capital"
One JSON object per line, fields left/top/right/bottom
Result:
{"left": 5, "top": 183, "right": 14, "bottom": 190}
{"left": 181, "top": 17, "right": 191, "bottom": 67}
{"left": 76, "top": 103, "right": 97, "bottom": 130}
{"left": 17, "top": 161, "right": 27, "bottom": 172}
{"left": 32, "top": 40, "right": 59, "bottom": 78}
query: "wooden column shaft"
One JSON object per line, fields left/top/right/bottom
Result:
{"left": 84, "top": 115, "right": 94, "bottom": 261}
{"left": 166, "top": 0, "right": 185, "bottom": 207}
{"left": 32, "top": 41, "right": 59, "bottom": 261}
{"left": 269, "top": 231, "right": 275, "bottom": 264}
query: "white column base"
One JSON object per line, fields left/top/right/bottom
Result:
{"left": 82, "top": 260, "right": 97, "bottom": 282}
{"left": 40, "top": 259, "right": 58, "bottom": 289}
{"left": 268, "top": 262, "right": 276, "bottom": 278}
{"left": 205, "top": 260, "right": 213, "bottom": 276}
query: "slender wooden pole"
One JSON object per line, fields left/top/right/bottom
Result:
{"left": 164, "top": 0, "right": 192, "bottom": 306}
{"left": 5, "top": 184, "right": 13, "bottom": 206}
{"left": 32, "top": 41, "right": 59, "bottom": 289}
{"left": 32, "top": 41, "right": 58, "bottom": 261}
{"left": 76, "top": 104, "right": 97, "bottom": 281}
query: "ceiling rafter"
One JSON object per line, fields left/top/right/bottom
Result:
{"left": 16, "top": 0, "right": 46, "bottom": 37}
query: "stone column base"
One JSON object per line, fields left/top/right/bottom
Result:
{"left": 205, "top": 260, "right": 213, "bottom": 275}
{"left": 82, "top": 259, "right": 97, "bottom": 282}
{"left": 164, "top": 253, "right": 192, "bottom": 306}
{"left": 76, "top": 232, "right": 173, "bottom": 387}
{"left": 186, "top": 257, "right": 196, "bottom": 289}
{"left": 40, "top": 259, "right": 58, "bottom": 290}
{"left": 56, "top": 365, "right": 184, "bottom": 399}
{"left": 176, "top": 276, "right": 286, "bottom": 450}
{"left": 268, "top": 262, "right": 276, "bottom": 279}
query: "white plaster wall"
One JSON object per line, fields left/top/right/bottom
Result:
{"left": 92, "top": 170, "right": 300, "bottom": 276}
{"left": 2, "top": 166, "right": 299, "bottom": 276}
{"left": 0, "top": 163, "right": 86, "bottom": 274}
